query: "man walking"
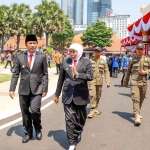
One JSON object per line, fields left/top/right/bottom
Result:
{"left": 53, "top": 51, "right": 62, "bottom": 74}
{"left": 124, "top": 43, "right": 150, "bottom": 125}
{"left": 88, "top": 47, "right": 110, "bottom": 118}
{"left": 9, "top": 34, "right": 48, "bottom": 143}
{"left": 4, "top": 51, "right": 12, "bottom": 70}
{"left": 120, "top": 50, "right": 132, "bottom": 86}
{"left": 54, "top": 43, "right": 93, "bottom": 150}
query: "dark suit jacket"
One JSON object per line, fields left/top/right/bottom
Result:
{"left": 9, "top": 51, "right": 48, "bottom": 95}
{"left": 55, "top": 57, "right": 93, "bottom": 105}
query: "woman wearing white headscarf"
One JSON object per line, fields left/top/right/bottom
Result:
{"left": 54, "top": 43, "right": 93, "bottom": 150}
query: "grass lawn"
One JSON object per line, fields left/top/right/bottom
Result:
{"left": 0, "top": 74, "right": 12, "bottom": 83}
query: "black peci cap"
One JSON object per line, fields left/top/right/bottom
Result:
{"left": 25, "top": 34, "right": 38, "bottom": 43}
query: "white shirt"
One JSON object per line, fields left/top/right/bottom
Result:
{"left": 27, "top": 51, "right": 36, "bottom": 70}
{"left": 100, "top": 55, "right": 107, "bottom": 62}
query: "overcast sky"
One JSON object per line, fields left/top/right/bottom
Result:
{"left": 0, "top": 0, "right": 149, "bottom": 24}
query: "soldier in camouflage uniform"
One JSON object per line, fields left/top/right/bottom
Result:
{"left": 124, "top": 43, "right": 150, "bottom": 125}
{"left": 88, "top": 47, "right": 110, "bottom": 118}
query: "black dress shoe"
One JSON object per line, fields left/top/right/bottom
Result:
{"left": 22, "top": 135, "right": 32, "bottom": 143}
{"left": 76, "top": 135, "right": 81, "bottom": 144}
{"left": 36, "top": 131, "right": 42, "bottom": 140}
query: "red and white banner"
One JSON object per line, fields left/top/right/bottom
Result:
{"left": 128, "top": 12, "right": 150, "bottom": 37}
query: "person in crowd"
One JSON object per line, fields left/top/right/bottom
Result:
{"left": 108, "top": 55, "right": 113, "bottom": 77}
{"left": 9, "top": 34, "right": 48, "bottom": 143}
{"left": 54, "top": 43, "right": 93, "bottom": 150}
{"left": 47, "top": 55, "right": 51, "bottom": 68}
{"left": 11, "top": 49, "right": 18, "bottom": 72}
{"left": 0, "top": 51, "right": 5, "bottom": 64}
{"left": 112, "top": 54, "right": 119, "bottom": 78}
{"left": 4, "top": 51, "right": 12, "bottom": 71}
{"left": 100, "top": 51, "right": 107, "bottom": 62}
{"left": 120, "top": 50, "right": 132, "bottom": 86}
{"left": 53, "top": 51, "right": 63, "bottom": 74}
{"left": 88, "top": 46, "right": 110, "bottom": 118}
{"left": 124, "top": 43, "right": 150, "bottom": 125}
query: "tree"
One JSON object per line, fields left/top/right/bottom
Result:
{"left": 0, "top": 5, "right": 11, "bottom": 51}
{"left": 34, "top": 0, "right": 66, "bottom": 47}
{"left": 81, "top": 20, "right": 113, "bottom": 48}
{"left": 9, "top": 3, "right": 32, "bottom": 49}
{"left": 51, "top": 19, "right": 75, "bottom": 53}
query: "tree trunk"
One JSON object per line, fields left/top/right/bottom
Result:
{"left": 16, "top": 34, "right": 20, "bottom": 50}
{"left": 1, "top": 35, "right": 4, "bottom": 51}
{"left": 46, "top": 33, "right": 49, "bottom": 47}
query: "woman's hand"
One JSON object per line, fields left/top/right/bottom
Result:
{"left": 69, "top": 65, "right": 78, "bottom": 76}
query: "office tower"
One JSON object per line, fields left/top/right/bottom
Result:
{"left": 61, "top": 0, "right": 84, "bottom": 25}
{"left": 87, "top": 0, "right": 113, "bottom": 25}
{"left": 99, "top": 14, "right": 130, "bottom": 38}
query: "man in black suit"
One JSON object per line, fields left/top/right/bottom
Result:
{"left": 54, "top": 43, "right": 93, "bottom": 150}
{"left": 9, "top": 34, "right": 48, "bottom": 143}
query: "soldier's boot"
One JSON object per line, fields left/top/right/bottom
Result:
{"left": 88, "top": 109, "right": 96, "bottom": 118}
{"left": 135, "top": 114, "right": 141, "bottom": 125}
{"left": 133, "top": 113, "right": 142, "bottom": 119}
{"left": 94, "top": 109, "right": 101, "bottom": 115}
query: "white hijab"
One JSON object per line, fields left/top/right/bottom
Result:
{"left": 69, "top": 43, "right": 83, "bottom": 60}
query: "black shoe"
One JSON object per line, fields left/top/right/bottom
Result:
{"left": 22, "top": 135, "right": 32, "bottom": 143}
{"left": 36, "top": 131, "right": 42, "bottom": 140}
{"left": 76, "top": 135, "right": 81, "bottom": 144}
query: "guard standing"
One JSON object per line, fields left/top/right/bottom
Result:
{"left": 88, "top": 47, "right": 110, "bottom": 118}
{"left": 124, "top": 43, "right": 150, "bottom": 125}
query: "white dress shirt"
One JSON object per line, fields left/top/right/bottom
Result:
{"left": 27, "top": 51, "right": 36, "bottom": 70}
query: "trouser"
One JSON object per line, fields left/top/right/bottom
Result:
{"left": 64, "top": 101, "right": 87, "bottom": 145}
{"left": 89, "top": 85, "right": 102, "bottom": 109}
{"left": 5, "top": 61, "right": 12, "bottom": 69}
{"left": 48, "top": 62, "right": 51, "bottom": 67}
{"left": 56, "top": 64, "right": 61, "bottom": 74}
{"left": 1, "top": 58, "right": 4, "bottom": 64}
{"left": 121, "top": 69, "right": 127, "bottom": 84}
{"left": 113, "top": 67, "right": 118, "bottom": 78}
{"left": 19, "top": 93, "right": 42, "bottom": 136}
{"left": 131, "top": 83, "right": 147, "bottom": 115}
{"left": 109, "top": 66, "right": 112, "bottom": 77}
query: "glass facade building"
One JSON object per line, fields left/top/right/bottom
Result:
{"left": 61, "top": 0, "right": 83, "bottom": 25}
{"left": 87, "top": 0, "right": 113, "bottom": 26}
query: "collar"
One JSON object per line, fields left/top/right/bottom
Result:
{"left": 27, "top": 51, "right": 36, "bottom": 57}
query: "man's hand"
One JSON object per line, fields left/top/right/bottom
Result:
{"left": 69, "top": 65, "right": 78, "bottom": 76}
{"left": 42, "top": 92, "right": 47, "bottom": 97}
{"left": 123, "top": 82, "right": 127, "bottom": 87}
{"left": 54, "top": 95, "right": 59, "bottom": 104}
{"left": 120, "top": 67, "right": 123, "bottom": 71}
{"left": 107, "top": 83, "right": 110, "bottom": 88}
{"left": 9, "top": 91, "right": 15, "bottom": 99}
{"left": 139, "top": 70, "right": 147, "bottom": 76}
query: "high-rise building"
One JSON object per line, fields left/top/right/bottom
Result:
{"left": 99, "top": 14, "right": 130, "bottom": 38}
{"left": 61, "top": 0, "right": 83, "bottom": 25}
{"left": 75, "top": 0, "right": 84, "bottom": 25}
{"left": 87, "top": 0, "right": 113, "bottom": 26}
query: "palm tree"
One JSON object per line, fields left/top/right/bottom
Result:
{"left": 34, "top": 0, "right": 66, "bottom": 47}
{"left": 0, "top": 5, "right": 11, "bottom": 51}
{"left": 9, "top": 3, "right": 32, "bottom": 49}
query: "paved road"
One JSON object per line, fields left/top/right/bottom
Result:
{"left": 1, "top": 74, "right": 150, "bottom": 150}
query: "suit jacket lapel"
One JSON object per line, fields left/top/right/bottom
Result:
{"left": 24, "top": 52, "right": 30, "bottom": 71}
{"left": 76, "top": 58, "right": 83, "bottom": 71}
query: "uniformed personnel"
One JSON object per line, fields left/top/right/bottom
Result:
{"left": 53, "top": 51, "right": 63, "bottom": 74}
{"left": 124, "top": 43, "right": 150, "bottom": 125}
{"left": 88, "top": 47, "right": 110, "bottom": 118}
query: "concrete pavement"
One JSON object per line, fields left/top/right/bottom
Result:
{"left": 0, "top": 74, "right": 150, "bottom": 150}
{"left": 0, "top": 66, "right": 58, "bottom": 120}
